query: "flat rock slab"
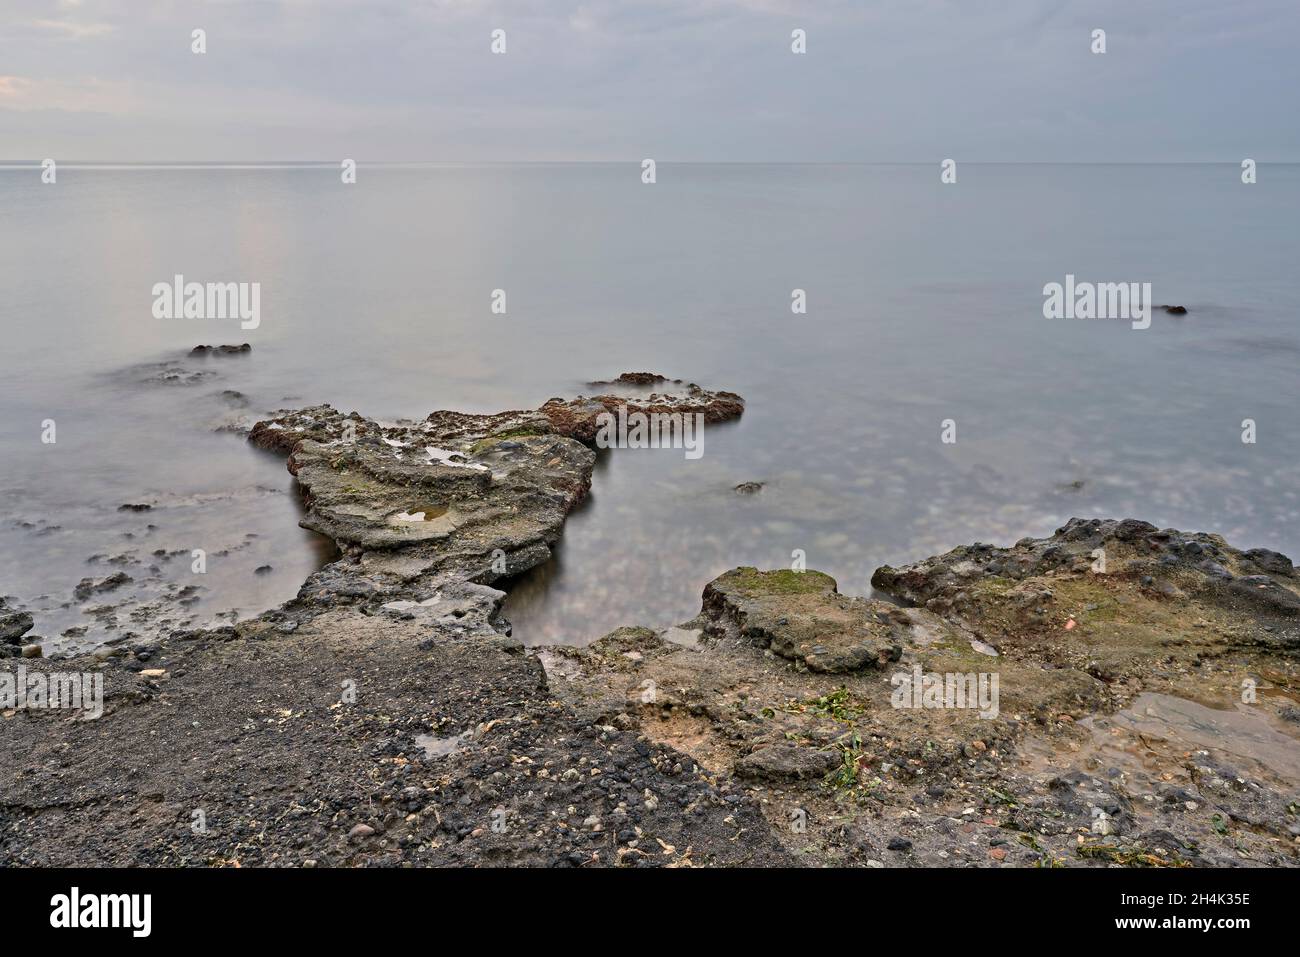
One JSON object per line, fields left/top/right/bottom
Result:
{"left": 701, "top": 567, "right": 906, "bottom": 673}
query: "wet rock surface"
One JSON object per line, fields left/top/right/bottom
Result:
{"left": 545, "top": 518, "right": 1300, "bottom": 867}
{"left": 251, "top": 401, "right": 594, "bottom": 597}
{"left": 3, "top": 383, "right": 1297, "bottom": 867}
{"left": 538, "top": 378, "right": 744, "bottom": 443}
{"left": 72, "top": 572, "right": 133, "bottom": 601}
{"left": 700, "top": 568, "right": 907, "bottom": 673}
{"left": 0, "top": 601, "right": 35, "bottom": 653}
{"left": 2, "top": 376, "right": 779, "bottom": 867}
{"left": 191, "top": 344, "right": 253, "bottom": 356}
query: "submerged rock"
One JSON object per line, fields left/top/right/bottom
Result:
{"left": 72, "top": 571, "right": 133, "bottom": 601}
{"left": 137, "top": 363, "right": 215, "bottom": 386}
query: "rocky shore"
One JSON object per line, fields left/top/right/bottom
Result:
{"left": 2, "top": 378, "right": 1297, "bottom": 867}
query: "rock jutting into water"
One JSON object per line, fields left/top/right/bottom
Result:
{"left": 241, "top": 376, "right": 745, "bottom": 617}
{"left": 0, "top": 600, "right": 36, "bottom": 655}
{"left": 190, "top": 344, "right": 253, "bottom": 356}
{"left": 2, "top": 380, "right": 1297, "bottom": 868}
{"left": 587, "top": 372, "right": 672, "bottom": 387}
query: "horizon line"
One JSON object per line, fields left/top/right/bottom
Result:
{"left": 0, "top": 159, "right": 1293, "bottom": 170}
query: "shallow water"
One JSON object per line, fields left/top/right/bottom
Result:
{"left": 1104, "top": 692, "right": 1300, "bottom": 784}
{"left": 1018, "top": 691, "right": 1300, "bottom": 796}
{"left": 2, "top": 163, "right": 1297, "bottom": 648}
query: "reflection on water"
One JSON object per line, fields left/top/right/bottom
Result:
{"left": 2, "top": 164, "right": 1298, "bottom": 649}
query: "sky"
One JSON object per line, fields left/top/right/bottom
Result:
{"left": 2, "top": 0, "right": 1297, "bottom": 162}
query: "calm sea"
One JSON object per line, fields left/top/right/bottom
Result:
{"left": 1, "top": 163, "right": 1296, "bottom": 649}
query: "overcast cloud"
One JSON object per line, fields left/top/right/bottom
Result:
{"left": 2, "top": 0, "right": 1297, "bottom": 161}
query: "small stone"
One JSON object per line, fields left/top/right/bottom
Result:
{"left": 735, "top": 742, "right": 840, "bottom": 781}
{"left": 348, "top": 824, "right": 375, "bottom": 840}
{"left": 1092, "top": 816, "right": 1118, "bottom": 836}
